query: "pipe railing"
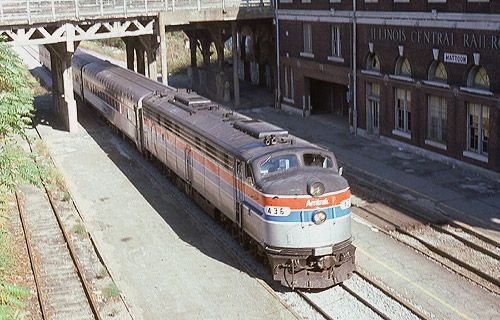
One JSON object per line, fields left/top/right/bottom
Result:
{"left": 0, "top": 0, "right": 270, "bottom": 24}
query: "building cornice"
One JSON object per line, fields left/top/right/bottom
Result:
{"left": 278, "top": 10, "right": 500, "bottom": 31}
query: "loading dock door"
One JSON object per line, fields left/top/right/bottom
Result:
{"left": 309, "top": 79, "right": 348, "bottom": 117}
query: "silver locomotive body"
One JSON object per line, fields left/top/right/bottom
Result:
{"left": 71, "top": 52, "right": 355, "bottom": 289}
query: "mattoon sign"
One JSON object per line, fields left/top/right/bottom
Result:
{"left": 444, "top": 53, "right": 467, "bottom": 64}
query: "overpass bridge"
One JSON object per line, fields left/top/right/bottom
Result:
{"left": 0, "top": 0, "right": 274, "bottom": 132}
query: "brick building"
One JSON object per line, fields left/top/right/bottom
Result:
{"left": 277, "top": 1, "right": 500, "bottom": 172}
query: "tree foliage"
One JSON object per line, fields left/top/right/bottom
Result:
{"left": 0, "top": 40, "right": 39, "bottom": 205}
{"left": 0, "top": 41, "right": 35, "bottom": 139}
{"left": 0, "top": 40, "right": 36, "bottom": 318}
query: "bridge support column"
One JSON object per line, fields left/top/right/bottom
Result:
{"left": 124, "top": 38, "right": 135, "bottom": 71}
{"left": 158, "top": 13, "right": 169, "bottom": 85}
{"left": 201, "top": 37, "right": 211, "bottom": 66}
{"left": 232, "top": 23, "right": 240, "bottom": 107}
{"left": 136, "top": 45, "right": 146, "bottom": 76}
{"left": 190, "top": 37, "right": 198, "bottom": 68}
{"left": 141, "top": 35, "right": 158, "bottom": 81}
{"left": 47, "top": 39, "right": 78, "bottom": 133}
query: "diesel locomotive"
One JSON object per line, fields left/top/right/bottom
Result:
{"left": 52, "top": 49, "right": 356, "bottom": 289}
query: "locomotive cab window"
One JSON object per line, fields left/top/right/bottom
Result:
{"left": 245, "top": 163, "right": 255, "bottom": 186}
{"left": 259, "top": 154, "right": 298, "bottom": 177}
{"left": 303, "top": 153, "right": 334, "bottom": 169}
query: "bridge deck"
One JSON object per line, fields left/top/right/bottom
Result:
{"left": 0, "top": 0, "right": 270, "bottom": 27}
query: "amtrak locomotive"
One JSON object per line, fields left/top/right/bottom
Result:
{"left": 61, "top": 50, "right": 355, "bottom": 289}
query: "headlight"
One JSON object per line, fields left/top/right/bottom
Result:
{"left": 308, "top": 181, "right": 325, "bottom": 197}
{"left": 312, "top": 211, "right": 327, "bottom": 225}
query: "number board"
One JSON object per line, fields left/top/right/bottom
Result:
{"left": 265, "top": 206, "right": 291, "bottom": 217}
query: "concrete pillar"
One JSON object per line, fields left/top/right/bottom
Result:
{"left": 190, "top": 37, "right": 197, "bottom": 67}
{"left": 47, "top": 41, "right": 78, "bottom": 133}
{"left": 136, "top": 46, "right": 146, "bottom": 76}
{"left": 147, "top": 35, "right": 158, "bottom": 81}
{"left": 158, "top": 13, "right": 169, "bottom": 85}
{"left": 124, "top": 38, "right": 135, "bottom": 71}
{"left": 232, "top": 23, "right": 240, "bottom": 106}
{"left": 138, "top": 35, "right": 157, "bottom": 80}
{"left": 201, "top": 39, "right": 211, "bottom": 66}
{"left": 209, "top": 26, "right": 225, "bottom": 69}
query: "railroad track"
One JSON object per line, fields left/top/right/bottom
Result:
{"left": 15, "top": 136, "right": 100, "bottom": 320}
{"left": 295, "top": 269, "right": 430, "bottom": 320}
{"left": 353, "top": 202, "right": 500, "bottom": 295}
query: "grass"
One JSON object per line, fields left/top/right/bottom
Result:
{"left": 70, "top": 224, "right": 86, "bottom": 237}
{"left": 102, "top": 282, "right": 120, "bottom": 301}
{"left": 32, "top": 139, "right": 69, "bottom": 198}
{"left": 0, "top": 206, "right": 31, "bottom": 319}
{"left": 96, "top": 267, "right": 108, "bottom": 280}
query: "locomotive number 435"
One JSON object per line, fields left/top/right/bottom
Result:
{"left": 265, "top": 206, "right": 291, "bottom": 216}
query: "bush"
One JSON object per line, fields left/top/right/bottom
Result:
{"left": 0, "top": 41, "right": 39, "bottom": 209}
{"left": 0, "top": 39, "right": 36, "bottom": 319}
{"left": 0, "top": 42, "right": 35, "bottom": 139}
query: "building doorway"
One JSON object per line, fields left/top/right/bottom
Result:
{"left": 309, "top": 78, "right": 348, "bottom": 117}
{"left": 366, "top": 82, "right": 380, "bottom": 135}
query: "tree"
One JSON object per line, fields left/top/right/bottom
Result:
{"left": 0, "top": 40, "right": 39, "bottom": 207}
{"left": 0, "top": 41, "right": 34, "bottom": 139}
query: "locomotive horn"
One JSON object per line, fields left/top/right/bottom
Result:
{"left": 264, "top": 137, "right": 272, "bottom": 146}
{"left": 270, "top": 136, "right": 277, "bottom": 145}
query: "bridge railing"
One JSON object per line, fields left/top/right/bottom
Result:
{"left": 0, "top": 0, "right": 270, "bottom": 25}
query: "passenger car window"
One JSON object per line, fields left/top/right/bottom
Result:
{"left": 259, "top": 155, "right": 298, "bottom": 177}
{"left": 303, "top": 153, "right": 333, "bottom": 168}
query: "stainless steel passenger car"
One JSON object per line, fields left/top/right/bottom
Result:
{"left": 71, "top": 52, "right": 356, "bottom": 289}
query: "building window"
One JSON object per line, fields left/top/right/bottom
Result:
{"left": 467, "top": 103, "right": 489, "bottom": 156}
{"left": 366, "top": 53, "right": 380, "bottom": 72}
{"left": 303, "top": 24, "right": 313, "bottom": 54}
{"left": 395, "top": 57, "right": 411, "bottom": 77}
{"left": 331, "top": 26, "right": 341, "bottom": 57}
{"left": 467, "top": 66, "right": 490, "bottom": 91}
{"left": 428, "top": 61, "right": 448, "bottom": 83}
{"left": 427, "top": 96, "right": 447, "bottom": 145}
{"left": 283, "top": 66, "right": 294, "bottom": 101}
{"left": 395, "top": 88, "right": 411, "bottom": 134}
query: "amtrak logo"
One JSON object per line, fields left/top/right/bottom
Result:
{"left": 306, "top": 198, "right": 329, "bottom": 207}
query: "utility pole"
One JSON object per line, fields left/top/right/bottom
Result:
{"left": 352, "top": 0, "right": 358, "bottom": 135}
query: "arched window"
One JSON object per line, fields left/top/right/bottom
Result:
{"left": 366, "top": 53, "right": 381, "bottom": 72}
{"left": 395, "top": 57, "right": 411, "bottom": 77}
{"left": 428, "top": 61, "right": 447, "bottom": 83}
{"left": 467, "top": 66, "right": 490, "bottom": 90}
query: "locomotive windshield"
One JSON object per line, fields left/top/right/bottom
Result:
{"left": 303, "top": 153, "right": 334, "bottom": 169}
{"left": 259, "top": 154, "right": 298, "bottom": 177}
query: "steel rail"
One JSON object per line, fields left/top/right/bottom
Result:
{"left": 345, "top": 169, "right": 500, "bottom": 246}
{"left": 354, "top": 205, "right": 500, "bottom": 295}
{"left": 295, "top": 270, "right": 432, "bottom": 320}
{"left": 354, "top": 268, "right": 431, "bottom": 320}
{"left": 430, "top": 223, "right": 500, "bottom": 261}
{"left": 294, "top": 290, "right": 335, "bottom": 320}
{"left": 24, "top": 134, "right": 102, "bottom": 320}
{"left": 339, "top": 283, "right": 392, "bottom": 320}
{"left": 15, "top": 190, "right": 48, "bottom": 320}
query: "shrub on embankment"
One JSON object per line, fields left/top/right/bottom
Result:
{"left": 0, "top": 39, "right": 39, "bottom": 319}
